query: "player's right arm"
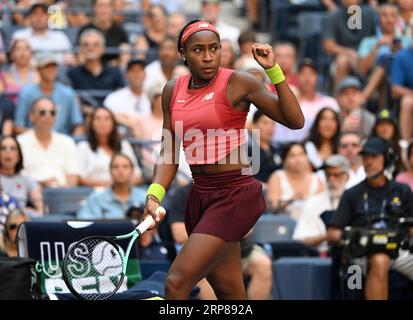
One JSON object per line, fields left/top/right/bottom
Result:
{"left": 144, "top": 80, "right": 180, "bottom": 225}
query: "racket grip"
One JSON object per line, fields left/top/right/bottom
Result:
{"left": 136, "top": 206, "right": 166, "bottom": 234}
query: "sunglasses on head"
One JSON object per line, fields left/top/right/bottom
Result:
{"left": 38, "top": 109, "right": 56, "bottom": 117}
{"left": 7, "top": 223, "right": 18, "bottom": 231}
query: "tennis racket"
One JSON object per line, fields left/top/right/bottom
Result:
{"left": 62, "top": 206, "right": 166, "bottom": 300}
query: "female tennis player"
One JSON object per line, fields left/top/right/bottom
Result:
{"left": 144, "top": 19, "right": 304, "bottom": 300}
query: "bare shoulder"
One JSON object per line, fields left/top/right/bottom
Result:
{"left": 227, "top": 70, "right": 262, "bottom": 103}
{"left": 228, "top": 70, "right": 261, "bottom": 89}
{"left": 161, "top": 79, "right": 177, "bottom": 111}
{"left": 163, "top": 79, "right": 176, "bottom": 96}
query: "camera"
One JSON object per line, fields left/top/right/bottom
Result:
{"left": 340, "top": 200, "right": 413, "bottom": 259}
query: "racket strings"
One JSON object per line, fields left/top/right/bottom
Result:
{"left": 63, "top": 238, "right": 124, "bottom": 300}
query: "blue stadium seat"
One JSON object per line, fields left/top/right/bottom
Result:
{"left": 139, "top": 260, "right": 171, "bottom": 280}
{"left": 297, "top": 11, "right": 328, "bottom": 62}
{"left": 273, "top": 257, "right": 332, "bottom": 299}
{"left": 43, "top": 187, "right": 93, "bottom": 216}
{"left": 252, "top": 214, "right": 297, "bottom": 243}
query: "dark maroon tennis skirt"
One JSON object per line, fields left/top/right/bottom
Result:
{"left": 184, "top": 168, "right": 266, "bottom": 242}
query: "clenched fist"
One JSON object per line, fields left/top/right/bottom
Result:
{"left": 251, "top": 43, "right": 277, "bottom": 70}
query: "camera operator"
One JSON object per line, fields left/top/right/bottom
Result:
{"left": 327, "top": 136, "right": 413, "bottom": 300}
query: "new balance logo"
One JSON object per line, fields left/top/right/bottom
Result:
{"left": 202, "top": 92, "right": 214, "bottom": 102}
{"left": 198, "top": 23, "right": 210, "bottom": 28}
{"left": 176, "top": 99, "right": 186, "bottom": 103}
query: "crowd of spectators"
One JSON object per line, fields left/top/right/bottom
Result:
{"left": 0, "top": 0, "right": 413, "bottom": 300}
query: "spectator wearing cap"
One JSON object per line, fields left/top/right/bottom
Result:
{"left": 77, "top": 153, "right": 147, "bottom": 219}
{"left": 14, "top": 52, "right": 84, "bottom": 136}
{"left": 396, "top": 140, "right": 413, "bottom": 191}
{"left": 76, "top": 0, "right": 129, "bottom": 65}
{"left": 201, "top": 0, "right": 241, "bottom": 53}
{"left": 247, "top": 110, "right": 282, "bottom": 185}
{"left": 103, "top": 58, "right": 151, "bottom": 133}
{"left": 371, "top": 109, "right": 404, "bottom": 176}
{"left": 143, "top": 35, "right": 179, "bottom": 93}
{"left": 293, "top": 155, "right": 350, "bottom": 252}
{"left": 17, "top": 97, "right": 81, "bottom": 188}
{"left": 67, "top": 29, "right": 125, "bottom": 109}
{"left": 11, "top": 3, "right": 75, "bottom": 66}
{"left": 336, "top": 76, "right": 375, "bottom": 138}
{"left": 391, "top": 42, "right": 413, "bottom": 140}
{"left": 274, "top": 58, "right": 340, "bottom": 144}
{"left": 327, "top": 136, "right": 413, "bottom": 300}
{"left": 322, "top": 0, "right": 376, "bottom": 89}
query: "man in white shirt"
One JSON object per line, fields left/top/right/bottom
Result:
{"left": 338, "top": 131, "right": 366, "bottom": 189}
{"left": 103, "top": 58, "right": 151, "bottom": 132}
{"left": 293, "top": 155, "right": 350, "bottom": 252}
{"left": 274, "top": 58, "right": 340, "bottom": 144}
{"left": 201, "top": 0, "right": 241, "bottom": 53}
{"left": 11, "top": 3, "right": 75, "bottom": 66}
{"left": 17, "top": 97, "right": 81, "bottom": 188}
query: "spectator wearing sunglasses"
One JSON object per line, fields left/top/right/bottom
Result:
{"left": 0, "top": 209, "right": 29, "bottom": 257}
{"left": 17, "top": 97, "right": 81, "bottom": 188}
{"left": 0, "top": 136, "right": 43, "bottom": 216}
{"left": 14, "top": 52, "right": 84, "bottom": 137}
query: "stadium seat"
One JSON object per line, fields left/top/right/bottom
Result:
{"left": 42, "top": 187, "right": 93, "bottom": 216}
{"left": 273, "top": 257, "right": 332, "bottom": 299}
{"left": 252, "top": 214, "right": 297, "bottom": 243}
{"left": 139, "top": 261, "right": 171, "bottom": 280}
{"left": 269, "top": 0, "right": 324, "bottom": 43}
{"left": 296, "top": 11, "right": 328, "bottom": 62}
{"left": 269, "top": 240, "right": 320, "bottom": 260}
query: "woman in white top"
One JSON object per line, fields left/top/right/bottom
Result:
{"left": 267, "top": 142, "right": 325, "bottom": 220}
{"left": 77, "top": 107, "right": 143, "bottom": 188}
{"left": 304, "top": 107, "right": 341, "bottom": 170}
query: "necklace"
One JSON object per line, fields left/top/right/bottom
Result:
{"left": 190, "top": 78, "right": 210, "bottom": 89}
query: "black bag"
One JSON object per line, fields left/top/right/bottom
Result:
{"left": 0, "top": 257, "right": 39, "bottom": 300}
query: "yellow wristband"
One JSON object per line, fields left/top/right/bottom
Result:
{"left": 146, "top": 183, "right": 166, "bottom": 204}
{"left": 265, "top": 64, "right": 285, "bottom": 85}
